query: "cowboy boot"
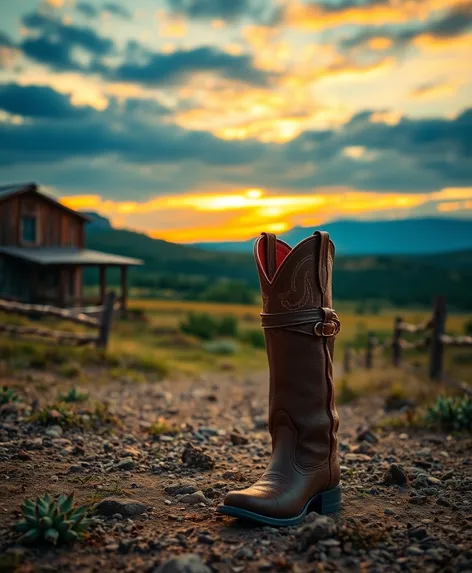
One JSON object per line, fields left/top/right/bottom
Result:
{"left": 217, "top": 230, "right": 341, "bottom": 526}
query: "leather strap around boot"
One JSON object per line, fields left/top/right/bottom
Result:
{"left": 261, "top": 307, "right": 340, "bottom": 337}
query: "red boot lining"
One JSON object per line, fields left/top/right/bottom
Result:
{"left": 258, "top": 236, "right": 291, "bottom": 274}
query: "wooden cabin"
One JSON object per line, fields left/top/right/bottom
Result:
{"left": 0, "top": 182, "right": 142, "bottom": 312}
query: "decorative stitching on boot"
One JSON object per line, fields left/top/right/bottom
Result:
{"left": 279, "top": 255, "right": 314, "bottom": 310}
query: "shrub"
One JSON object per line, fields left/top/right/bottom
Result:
{"left": 203, "top": 340, "right": 239, "bottom": 355}
{"left": 426, "top": 396, "right": 472, "bottom": 432}
{"left": 337, "top": 378, "right": 358, "bottom": 405}
{"left": 465, "top": 320, "right": 472, "bottom": 336}
{"left": 239, "top": 329, "right": 265, "bottom": 349}
{"left": 216, "top": 315, "right": 238, "bottom": 337}
{"left": 180, "top": 312, "right": 218, "bottom": 340}
{"left": 57, "top": 362, "right": 82, "bottom": 379}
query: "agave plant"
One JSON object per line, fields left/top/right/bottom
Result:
{"left": 58, "top": 387, "right": 89, "bottom": 403}
{"left": 15, "top": 493, "right": 91, "bottom": 545}
{"left": 0, "top": 386, "right": 20, "bottom": 405}
{"left": 426, "top": 396, "right": 472, "bottom": 432}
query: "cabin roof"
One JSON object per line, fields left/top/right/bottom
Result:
{"left": 0, "top": 183, "right": 90, "bottom": 221}
{"left": 0, "top": 247, "right": 143, "bottom": 267}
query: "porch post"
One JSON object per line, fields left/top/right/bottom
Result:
{"left": 72, "top": 266, "right": 81, "bottom": 307}
{"left": 58, "top": 267, "right": 68, "bottom": 307}
{"left": 120, "top": 265, "right": 128, "bottom": 317}
{"left": 99, "top": 265, "right": 107, "bottom": 304}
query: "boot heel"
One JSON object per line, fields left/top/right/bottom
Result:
{"left": 320, "top": 485, "right": 342, "bottom": 514}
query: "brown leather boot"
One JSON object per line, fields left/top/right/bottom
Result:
{"left": 217, "top": 230, "right": 341, "bottom": 526}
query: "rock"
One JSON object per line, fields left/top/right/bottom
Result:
{"left": 230, "top": 432, "right": 249, "bottom": 446}
{"left": 180, "top": 491, "right": 207, "bottom": 505}
{"left": 356, "top": 426, "right": 378, "bottom": 444}
{"left": 156, "top": 554, "right": 211, "bottom": 573}
{"left": 408, "top": 526, "right": 428, "bottom": 540}
{"left": 116, "top": 458, "right": 135, "bottom": 471}
{"left": 17, "top": 449, "right": 32, "bottom": 461}
{"left": 197, "top": 533, "right": 215, "bottom": 545}
{"left": 45, "top": 425, "right": 63, "bottom": 437}
{"left": 181, "top": 442, "right": 214, "bottom": 470}
{"left": 165, "top": 482, "right": 198, "bottom": 496}
{"left": 427, "top": 476, "right": 441, "bottom": 486}
{"left": 384, "top": 463, "right": 407, "bottom": 486}
{"left": 234, "top": 547, "right": 254, "bottom": 560}
{"left": 51, "top": 438, "right": 72, "bottom": 448}
{"left": 345, "top": 453, "right": 371, "bottom": 462}
{"left": 384, "top": 396, "right": 415, "bottom": 412}
{"left": 416, "top": 447, "right": 432, "bottom": 458}
{"left": 297, "top": 514, "right": 336, "bottom": 550}
{"left": 253, "top": 416, "right": 268, "bottom": 429}
{"left": 95, "top": 498, "right": 148, "bottom": 518}
{"left": 384, "top": 508, "right": 395, "bottom": 515}
{"left": 436, "top": 496, "right": 451, "bottom": 507}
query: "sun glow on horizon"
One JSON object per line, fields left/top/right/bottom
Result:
{"left": 59, "top": 186, "right": 472, "bottom": 243}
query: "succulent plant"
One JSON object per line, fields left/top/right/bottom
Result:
{"left": 15, "top": 493, "right": 91, "bottom": 545}
{"left": 426, "top": 396, "right": 472, "bottom": 432}
{"left": 0, "top": 386, "right": 20, "bottom": 405}
{"left": 58, "top": 387, "right": 89, "bottom": 403}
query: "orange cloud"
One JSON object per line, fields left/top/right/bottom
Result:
{"left": 60, "top": 187, "right": 472, "bottom": 243}
{"left": 410, "top": 81, "right": 459, "bottom": 100}
{"left": 284, "top": 0, "right": 465, "bottom": 31}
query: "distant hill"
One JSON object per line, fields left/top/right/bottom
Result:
{"left": 191, "top": 218, "right": 472, "bottom": 256}
{"left": 86, "top": 225, "right": 472, "bottom": 310}
{"left": 82, "top": 211, "right": 112, "bottom": 230}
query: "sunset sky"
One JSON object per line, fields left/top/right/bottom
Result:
{"left": 0, "top": 0, "right": 471, "bottom": 242}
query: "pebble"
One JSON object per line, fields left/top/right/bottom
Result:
{"left": 384, "top": 463, "right": 407, "bottom": 486}
{"left": 156, "top": 554, "right": 211, "bottom": 573}
{"left": 180, "top": 491, "right": 208, "bottom": 505}
{"left": 116, "top": 458, "right": 135, "bottom": 471}
{"left": 95, "top": 498, "right": 148, "bottom": 517}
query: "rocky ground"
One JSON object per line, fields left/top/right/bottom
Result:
{"left": 0, "top": 368, "right": 471, "bottom": 573}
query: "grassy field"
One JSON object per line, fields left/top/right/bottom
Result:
{"left": 1, "top": 299, "right": 471, "bottom": 387}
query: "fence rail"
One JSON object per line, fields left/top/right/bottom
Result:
{"left": 0, "top": 292, "right": 116, "bottom": 349}
{"left": 343, "top": 296, "right": 472, "bottom": 385}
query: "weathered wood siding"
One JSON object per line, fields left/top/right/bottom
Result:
{"left": 0, "top": 191, "right": 85, "bottom": 247}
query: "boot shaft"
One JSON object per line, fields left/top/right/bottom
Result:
{"left": 254, "top": 231, "right": 340, "bottom": 477}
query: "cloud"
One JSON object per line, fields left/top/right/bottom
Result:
{"left": 410, "top": 81, "right": 459, "bottom": 100}
{"left": 165, "top": 0, "right": 281, "bottom": 23}
{"left": 0, "top": 80, "right": 470, "bottom": 198}
{"left": 76, "top": 2, "right": 99, "bottom": 18}
{"left": 342, "top": 1, "right": 472, "bottom": 51}
{"left": 0, "top": 84, "right": 268, "bottom": 168}
{"left": 107, "top": 46, "right": 274, "bottom": 87}
{"left": 102, "top": 2, "right": 132, "bottom": 19}
{"left": 75, "top": 1, "right": 131, "bottom": 19}
{"left": 0, "top": 83, "right": 95, "bottom": 119}
{"left": 22, "top": 12, "right": 114, "bottom": 57}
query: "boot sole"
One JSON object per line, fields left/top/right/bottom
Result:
{"left": 216, "top": 484, "right": 342, "bottom": 527}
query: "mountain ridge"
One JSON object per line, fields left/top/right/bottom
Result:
{"left": 191, "top": 217, "right": 472, "bottom": 256}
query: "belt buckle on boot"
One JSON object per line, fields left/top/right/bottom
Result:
{"left": 314, "top": 320, "right": 340, "bottom": 337}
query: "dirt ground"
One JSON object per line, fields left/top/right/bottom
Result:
{"left": 0, "top": 367, "right": 471, "bottom": 573}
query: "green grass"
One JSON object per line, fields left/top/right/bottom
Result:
{"left": 1, "top": 300, "right": 471, "bottom": 384}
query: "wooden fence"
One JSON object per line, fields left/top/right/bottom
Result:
{"left": 0, "top": 291, "right": 116, "bottom": 349}
{"left": 343, "top": 296, "right": 472, "bottom": 382}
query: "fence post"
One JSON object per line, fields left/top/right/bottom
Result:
{"left": 365, "top": 332, "right": 375, "bottom": 369}
{"left": 97, "top": 291, "right": 116, "bottom": 349}
{"left": 343, "top": 344, "right": 352, "bottom": 374}
{"left": 429, "top": 296, "right": 446, "bottom": 381}
{"left": 393, "top": 316, "right": 402, "bottom": 367}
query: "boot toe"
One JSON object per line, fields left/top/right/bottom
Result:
{"left": 223, "top": 485, "right": 284, "bottom": 518}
